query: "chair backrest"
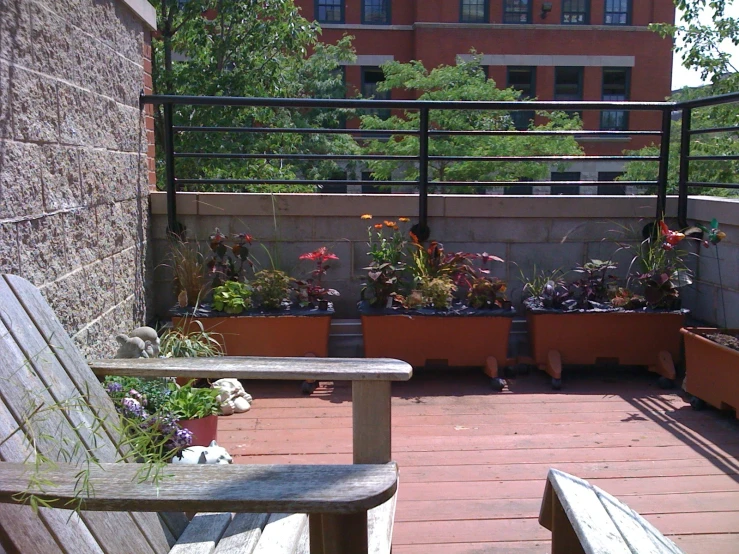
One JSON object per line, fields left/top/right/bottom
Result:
{"left": 0, "top": 274, "right": 179, "bottom": 554}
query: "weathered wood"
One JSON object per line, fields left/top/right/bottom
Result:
{"left": 353, "top": 381, "right": 392, "bottom": 464}
{"left": 320, "top": 512, "right": 368, "bottom": 554}
{"left": 89, "top": 357, "right": 412, "bottom": 382}
{"left": 251, "top": 514, "right": 307, "bottom": 554}
{"left": 367, "top": 488, "right": 397, "bottom": 554}
{"left": 212, "top": 513, "right": 269, "bottom": 554}
{"left": 0, "top": 462, "right": 398, "bottom": 514}
{"left": 169, "top": 513, "right": 232, "bottom": 554}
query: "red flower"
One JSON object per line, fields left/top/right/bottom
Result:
{"left": 300, "top": 247, "right": 339, "bottom": 262}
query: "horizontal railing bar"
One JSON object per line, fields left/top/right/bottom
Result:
{"left": 675, "top": 90, "right": 739, "bottom": 110}
{"left": 141, "top": 94, "right": 673, "bottom": 111}
{"left": 426, "top": 155, "right": 659, "bottom": 162}
{"left": 687, "top": 182, "right": 739, "bottom": 189}
{"left": 173, "top": 126, "right": 419, "bottom": 136}
{"left": 176, "top": 179, "right": 411, "bottom": 186}
{"left": 688, "top": 125, "right": 739, "bottom": 136}
{"left": 687, "top": 155, "right": 739, "bottom": 161}
{"left": 429, "top": 129, "right": 662, "bottom": 137}
{"left": 174, "top": 153, "right": 417, "bottom": 161}
{"left": 435, "top": 180, "right": 657, "bottom": 187}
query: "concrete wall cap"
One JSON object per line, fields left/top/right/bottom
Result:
{"left": 119, "top": 0, "right": 157, "bottom": 31}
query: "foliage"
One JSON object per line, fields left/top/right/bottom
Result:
{"left": 468, "top": 276, "right": 508, "bottom": 310}
{"left": 159, "top": 319, "right": 224, "bottom": 358}
{"left": 152, "top": 0, "right": 357, "bottom": 191}
{"left": 252, "top": 269, "right": 292, "bottom": 310}
{"left": 359, "top": 57, "right": 584, "bottom": 192}
{"left": 420, "top": 276, "right": 457, "bottom": 310}
{"left": 361, "top": 216, "right": 412, "bottom": 307}
{"left": 569, "top": 260, "right": 619, "bottom": 309}
{"left": 520, "top": 266, "right": 567, "bottom": 299}
{"left": 207, "top": 229, "right": 254, "bottom": 287}
{"left": 212, "top": 280, "right": 253, "bottom": 314}
{"left": 294, "top": 247, "right": 340, "bottom": 307}
{"left": 163, "top": 381, "right": 221, "bottom": 420}
{"left": 166, "top": 238, "right": 208, "bottom": 308}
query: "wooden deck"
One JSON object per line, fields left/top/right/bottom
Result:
{"left": 219, "top": 367, "right": 739, "bottom": 553}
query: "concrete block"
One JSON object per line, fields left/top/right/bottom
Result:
{"left": 112, "top": 245, "right": 143, "bottom": 305}
{"left": 150, "top": 191, "right": 198, "bottom": 216}
{"left": 41, "top": 145, "right": 83, "bottom": 211}
{"left": 18, "top": 214, "right": 70, "bottom": 285}
{"left": 114, "top": 2, "right": 145, "bottom": 63}
{"left": 58, "top": 85, "right": 115, "bottom": 148}
{"left": 696, "top": 243, "right": 738, "bottom": 290}
{"left": 63, "top": 208, "right": 99, "bottom": 268}
{"left": 0, "top": 139, "right": 43, "bottom": 219}
{"left": 84, "top": 256, "right": 117, "bottom": 315}
{"left": 29, "top": 2, "right": 74, "bottom": 80}
{"left": 0, "top": 61, "right": 10, "bottom": 139}
{"left": 39, "top": 268, "right": 88, "bottom": 334}
{"left": 0, "top": 0, "right": 33, "bottom": 68}
{"left": 510, "top": 242, "right": 585, "bottom": 285}
{"left": 94, "top": 199, "right": 142, "bottom": 256}
{"left": 0, "top": 221, "right": 19, "bottom": 274}
{"left": 11, "top": 66, "right": 58, "bottom": 142}
{"left": 81, "top": 148, "right": 111, "bottom": 206}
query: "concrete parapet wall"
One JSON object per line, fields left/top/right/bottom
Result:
{"left": 149, "top": 193, "right": 739, "bottom": 330}
{"left": 0, "top": 0, "right": 153, "bottom": 357}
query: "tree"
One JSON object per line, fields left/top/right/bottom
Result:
{"left": 359, "top": 58, "right": 584, "bottom": 192}
{"left": 621, "top": 0, "right": 739, "bottom": 196}
{"left": 152, "top": 0, "right": 357, "bottom": 191}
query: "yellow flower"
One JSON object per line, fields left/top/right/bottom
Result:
{"left": 361, "top": 214, "right": 372, "bottom": 220}
{"left": 399, "top": 217, "right": 410, "bottom": 222}
{"left": 384, "top": 220, "right": 396, "bottom": 228}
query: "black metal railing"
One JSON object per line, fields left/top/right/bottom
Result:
{"left": 140, "top": 92, "right": 739, "bottom": 238}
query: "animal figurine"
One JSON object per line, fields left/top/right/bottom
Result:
{"left": 212, "top": 378, "right": 252, "bottom": 415}
{"left": 130, "top": 326, "right": 160, "bottom": 357}
{"left": 172, "top": 440, "right": 233, "bottom": 464}
{"left": 114, "top": 326, "right": 160, "bottom": 358}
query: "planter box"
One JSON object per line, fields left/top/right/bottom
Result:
{"left": 361, "top": 306, "right": 515, "bottom": 389}
{"left": 179, "top": 414, "right": 219, "bottom": 447}
{"left": 681, "top": 327, "right": 739, "bottom": 417}
{"left": 526, "top": 309, "right": 686, "bottom": 389}
{"left": 172, "top": 307, "right": 332, "bottom": 357}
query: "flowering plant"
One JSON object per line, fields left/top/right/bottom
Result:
{"left": 361, "top": 216, "right": 411, "bottom": 308}
{"left": 294, "top": 247, "right": 340, "bottom": 307}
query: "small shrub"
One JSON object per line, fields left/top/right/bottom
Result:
{"left": 212, "top": 281, "right": 253, "bottom": 314}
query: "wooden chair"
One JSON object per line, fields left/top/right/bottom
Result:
{"left": 0, "top": 274, "right": 412, "bottom": 554}
{"left": 539, "top": 468, "right": 684, "bottom": 554}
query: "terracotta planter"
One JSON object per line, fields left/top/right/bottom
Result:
{"left": 526, "top": 310, "right": 686, "bottom": 389}
{"left": 681, "top": 327, "right": 739, "bottom": 417}
{"left": 178, "top": 414, "right": 218, "bottom": 447}
{"left": 361, "top": 308, "right": 515, "bottom": 390}
{"left": 171, "top": 312, "right": 331, "bottom": 357}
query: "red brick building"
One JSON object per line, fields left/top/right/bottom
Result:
{"left": 296, "top": 0, "right": 676, "bottom": 191}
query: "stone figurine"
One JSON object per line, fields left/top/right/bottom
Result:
{"left": 212, "top": 378, "right": 252, "bottom": 415}
{"left": 172, "top": 440, "right": 233, "bottom": 464}
{"left": 113, "top": 326, "right": 160, "bottom": 359}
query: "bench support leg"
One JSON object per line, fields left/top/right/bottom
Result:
{"left": 353, "top": 381, "right": 391, "bottom": 464}
{"left": 551, "top": 486, "right": 585, "bottom": 554}
{"left": 312, "top": 513, "right": 368, "bottom": 554}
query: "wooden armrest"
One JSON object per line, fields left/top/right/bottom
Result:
{"left": 89, "top": 357, "right": 413, "bottom": 381}
{"left": 0, "top": 462, "right": 398, "bottom": 514}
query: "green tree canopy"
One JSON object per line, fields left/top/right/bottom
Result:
{"left": 359, "top": 58, "right": 584, "bottom": 193}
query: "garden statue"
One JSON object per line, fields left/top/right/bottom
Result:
{"left": 172, "top": 440, "right": 233, "bottom": 464}
{"left": 212, "top": 378, "right": 252, "bottom": 415}
{"left": 113, "top": 326, "right": 160, "bottom": 358}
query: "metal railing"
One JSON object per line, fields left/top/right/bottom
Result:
{"left": 141, "top": 92, "right": 739, "bottom": 238}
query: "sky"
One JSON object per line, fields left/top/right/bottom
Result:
{"left": 671, "top": 3, "right": 739, "bottom": 90}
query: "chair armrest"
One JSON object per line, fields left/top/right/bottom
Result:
{"left": 89, "top": 357, "right": 412, "bottom": 382}
{"left": 0, "top": 462, "right": 398, "bottom": 514}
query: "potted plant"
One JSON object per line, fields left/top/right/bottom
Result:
{"left": 359, "top": 216, "right": 515, "bottom": 390}
{"left": 522, "top": 220, "right": 701, "bottom": 390}
{"left": 171, "top": 229, "right": 338, "bottom": 358}
{"left": 163, "top": 381, "right": 222, "bottom": 447}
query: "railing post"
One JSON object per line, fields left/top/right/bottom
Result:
{"left": 413, "top": 107, "right": 431, "bottom": 242}
{"left": 677, "top": 107, "right": 692, "bottom": 228}
{"left": 163, "top": 101, "right": 183, "bottom": 237}
{"left": 655, "top": 107, "right": 672, "bottom": 222}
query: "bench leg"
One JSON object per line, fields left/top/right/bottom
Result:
{"left": 551, "top": 487, "right": 585, "bottom": 554}
{"left": 352, "top": 381, "right": 391, "bottom": 464}
{"left": 311, "top": 513, "right": 368, "bottom": 554}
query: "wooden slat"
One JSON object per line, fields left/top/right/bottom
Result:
{"left": 353, "top": 381, "right": 392, "bottom": 464}
{"left": 169, "top": 513, "right": 232, "bottom": 554}
{"left": 367, "top": 488, "right": 397, "bottom": 554}
{"left": 251, "top": 514, "right": 307, "bottom": 554}
{"left": 212, "top": 513, "right": 269, "bottom": 554}
{"left": 0, "top": 462, "right": 398, "bottom": 514}
{"left": 89, "top": 357, "right": 412, "bottom": 382}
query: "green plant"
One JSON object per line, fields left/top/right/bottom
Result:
{"left": 520, "top": 266, "right": 568, "bottom": 299}
{"left": 159, "top": 319, "right": 224, "bottom": 358}
{"left": 164, "top": 382, "right": 221, "bottom": 420}
{"left": 207, "top": 229, "right": 254, "bottom": 288}
{"left": 361, "top": 216, "right": 411, "bottom": 308}
{"left": 252, "top": 269, "right": 292, "bottom": 310}
{"left": 212, "top": 280, "right": 253, "bottom": 314}
{"left": 468, "top": 276, "right": 508, "bottom": 309}
{"left": 420, "top": 276, "right": 457, "bottom": 310}
{"left": 569, "top": 259, "right": 619, "bottom": 309}
{"left": 166, "top": 238, "right": 208, "bottom": 307}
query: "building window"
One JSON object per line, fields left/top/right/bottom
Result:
{"left": 601, "top": 67, "right": 630, "bottom": 130}
{"left": 362, "top": 67, "right": 391, "bottom": 119}
{"left": 362, "top": 0, "right": 391, "bottom": 24}
{"left": 505, "top": 178, "right": 533, "bottom": 195}
{"left": 562, "top": 0, "right": 589, "bottom": 24}
{"left": 551, "top": 172, "right": 581, "bottom": 195}
{"left": 315, "top": 0, "right": 343, "bottom": 23}
{"left": 460, "top": 0, "right": 488, "bottom": 23}
{"left": 554, "top": 67, "right": 583, "bottom": 100}
{"left": 604, "top": 0, "right": 630, "bottom": 25}
{"left": 598, "top": 172, "right": 626, "bottom": 195}
{"left": 507, "top": 66, "right": 536, "bottom": 130}
{"left": 503, "top": 0, "right": 530, "bottom": 23}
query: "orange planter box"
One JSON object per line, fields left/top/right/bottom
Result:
{"left": 172, "top": 314, "right": 331, "bottom": 357}
{"left": 361, "top": 312, "right": 514, "bottom": 370}
{"left": 682, "top": 327, "right": 739, "bottom": 418}
{"left": 526, "top": 310, "right": 686, "bottom": 389}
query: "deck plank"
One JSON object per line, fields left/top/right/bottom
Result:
{"left": 230, "top": 370, "right": 739, "bottom": 553}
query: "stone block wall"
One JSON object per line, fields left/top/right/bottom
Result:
{"left": 0, "top": 0, "right": 156, "bottom": 357}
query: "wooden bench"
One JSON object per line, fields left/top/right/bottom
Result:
{"left": 0, "top": 273, "right": 413, "bottom": 554}
{"left": 539, "top": 468, "right": 684, "bottom": 554}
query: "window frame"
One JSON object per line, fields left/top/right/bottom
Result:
{"left": 600, "top": 67, "right": 630, "bottom": 131}
{"left": 554, "top": 66, "right": 584, "bottom": 101}
{"left": 502, "top": 0, "right": 532, "bottom": 24}
{"left": 361, "top": 66, "right": 391, "bottom": 120}
{"left": 362, "top": 0, "right": 391, "bottom": 25}
{"left": 314, "top": 0, "right": 344, "bottom": 24}
{"left": 507, "top": 66, "right": 536, "bottom": 130}
{"left": 604, "top": 0, "right": 631, "bottom": 25}
{"left": 460, "top": 0, "right": 489, "bottom": 23}
{"left": 562, "top": 0, "right": 590, "bottom": 24}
